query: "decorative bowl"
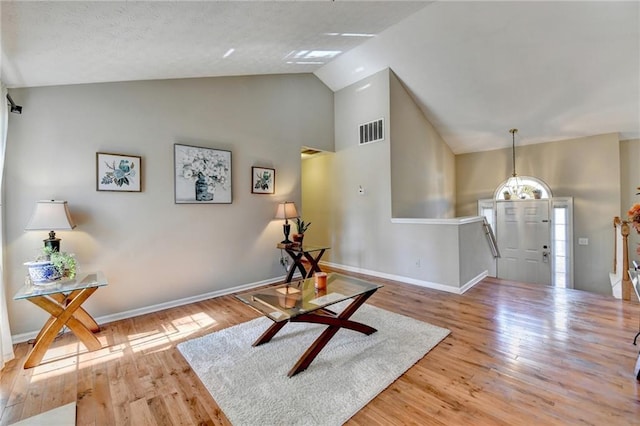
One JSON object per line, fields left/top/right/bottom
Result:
{"left": 24, "top": 261, "right": 62, "bottom": 284}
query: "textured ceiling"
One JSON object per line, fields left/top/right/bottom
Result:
{"left": 0, "top": 1, "right": 426, "bottom": 87}
{"left": 1, "top": 1, "right": 639, "bottom": 154}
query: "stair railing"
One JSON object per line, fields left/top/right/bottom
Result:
{"left": 613, "top": 216, "right": 632, "bottom": 301}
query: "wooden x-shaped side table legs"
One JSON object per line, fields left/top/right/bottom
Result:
{"left": 284, "top": 248, "right": 326, "bottom": 283}
{"left": 252, "top": 288, "right": 378, "bottom": 377}
{"left": 24, "top": 288, "right": 102, "bottom": 369}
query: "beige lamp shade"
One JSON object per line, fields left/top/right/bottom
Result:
{"left": 25, "top": 200, "right": 76, "bottom": 231}
{"left": 25, "top": 200, "right": 76, "bottom": 251}
{"left": 275, "top": 201, "right": 298, "bottom": 220}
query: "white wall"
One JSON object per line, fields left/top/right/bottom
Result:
{"left": 6, "top": 74, "right": 334, "bottom": 335}
{"left": 304, "top": 68, "right": 492, "bottom": 290}
{"left": 389, "top": 71, "right": 455, "bottom": 218}
{"left": 621, "top": 138, "right": 640, "bottom": 266}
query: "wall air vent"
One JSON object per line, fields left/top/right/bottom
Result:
{"left": 359, "top": 118, "right": 384, "bottom": 145}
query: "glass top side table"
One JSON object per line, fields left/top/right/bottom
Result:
{"left": 13, "top": 271, "right": 108, "bottom": 368}
{"left": 277, "top": 244, "right": 330, "bottom": 283}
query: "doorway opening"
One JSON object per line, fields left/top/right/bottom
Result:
{"left": 478, "top": 177, "right": 573, "bottom": 288}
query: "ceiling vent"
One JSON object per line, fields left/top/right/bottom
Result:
{"left": 359, "top": 118, "right": 384, "bottom": 145}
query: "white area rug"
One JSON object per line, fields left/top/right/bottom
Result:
{"left": 177, "top": 303, "right": 450, "bottom": 425}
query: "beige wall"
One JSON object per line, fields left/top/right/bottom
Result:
{"left": 6, "top": 74, "right": 334, "bottom": 335}
{"left": 621, "top": 138, "right": 640, "bottom": 265}
{"left": 389, "top": 72, "right": 455, "bottom": 218}
{"left": 456, "top": 133, "right": 622, "bottom": 294}
{"left": 303, "top": 68, "right": 492, "bottom": 289}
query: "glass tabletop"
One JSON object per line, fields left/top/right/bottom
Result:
{"left": 276, "top": 244, "right": 330, "bottom": 253}
{"left": 235, "top": 273, "right": 382, "bottom": 322}
{"left": 13, "top": 271, "right": 108, "bottom": 300}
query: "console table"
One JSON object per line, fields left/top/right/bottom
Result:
{"left": 278, "top": 244, "right": 329, "bottom": 283}
{"left": 13, "top": 272, "right": 108, "bottom": 368}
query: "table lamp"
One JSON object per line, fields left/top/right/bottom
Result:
{"left": 24, "top": 200, "right": 76, "bottom": 251}
{"left": 275, "top": 201, "right": 298, "bottom": 244}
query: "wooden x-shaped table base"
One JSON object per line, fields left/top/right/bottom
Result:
{"left": 24, "top": 288, "right": 102, "bottom": 369}
{"left": 252, "top": 289, "right": 378, "bottom": 377}
{"left": 284, "top": 248, "right": 326, "bottom": 283}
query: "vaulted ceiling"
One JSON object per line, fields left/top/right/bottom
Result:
{"left": 2, "top": 1, "right": 638, "bottom": 154}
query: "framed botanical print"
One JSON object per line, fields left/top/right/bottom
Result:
{"left": 174, "top": 143, "right": 232, "bottom": 204}
{"left": 251, "top": 167, "right": 275, "bottom": 194}
{"left": 96, "top": 152, "right": 142, "bottom": 192}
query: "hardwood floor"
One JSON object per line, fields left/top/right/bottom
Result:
{"left": 1, "top": 270, "right": 639, "bottom": 425}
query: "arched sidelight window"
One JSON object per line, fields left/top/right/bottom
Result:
{"left": 494, "top": 176, "right": 553, "bottom": 200}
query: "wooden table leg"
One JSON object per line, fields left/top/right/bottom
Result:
{"left": 252, "top": 321, "right": 287, "bottom": 346}
{"left": 302, "top": 249, "right": 326, "bottom": 278}
{"left": 287, "top": 289, "right": 377, "bottom": 377}
{"left": 24, "top": 287, "right": 101, "bottom": 369}
{"left": 284, "top": 251, "right": 306, "bottom": 283}
{"left": 50, "top": 291, "right": 100, "bottom": 332}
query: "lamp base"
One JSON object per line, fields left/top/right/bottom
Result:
{"left": 44, "top": 238, "right": 60, "bottom": 252}
{"left": 281, "top": 223, "right": 292, "bottom": 245}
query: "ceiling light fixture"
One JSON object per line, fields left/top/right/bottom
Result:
{"left": 340, "top": 33, "right": 375, "bottom": 38}
{"left": 223, "top": 48, "right": 235, "bottom": 59}
{"left": 505, "top": 128, "right": 523, "bottom": 199}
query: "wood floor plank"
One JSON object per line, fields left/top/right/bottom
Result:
{"left": 1, "top": 270, "right": 639, "bottom": 425}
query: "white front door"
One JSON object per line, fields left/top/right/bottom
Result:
{"left": 496, "top": 200, "right": 552, "bottom": 285}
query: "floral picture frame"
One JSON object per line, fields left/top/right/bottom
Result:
{"left": 174, "top": 143, "right": 232, "bottom": 204}
{"left": 96, "top": 152, "right": 142, "bottom": 192}
{"left": 251, "top": 167, "right": 275, "bottom": 194}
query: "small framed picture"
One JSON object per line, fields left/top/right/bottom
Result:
{"left": 251, "top": 167, "right": 275, "bottom": 194}
{"left": 174, "top": 144, "right": 232, "bottom": 204}
{"left": 96, "top": 152, "right": 142, "bottom": 192}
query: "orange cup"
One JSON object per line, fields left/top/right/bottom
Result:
{"left": 314, "top": 272, "right": 327, "bottom": 290}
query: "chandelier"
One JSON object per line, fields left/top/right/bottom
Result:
{"left": 505, "top": 128, "right": 524, "bottom": 199}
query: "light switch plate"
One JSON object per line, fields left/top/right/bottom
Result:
{"left": 578, "top": 237, "right": 589, "bottom": 245}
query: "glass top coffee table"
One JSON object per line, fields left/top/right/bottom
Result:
{"left": 236, "top": 273, "right": 383, "bottom": 377}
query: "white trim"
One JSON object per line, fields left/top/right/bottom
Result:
{"left": 10, "top": 265, "right": 488, "bottom": 344}
{"left": 459, "top": 271, "right": 488, "bottom": 293}
{"left": 391, "top": 216, "right": 483, "bottom": 225}
{"left": 11, "top": 274, "right": 295, "bottom": 344}
{"left": 320, "top": 261, "right": 487, "bottom": 295}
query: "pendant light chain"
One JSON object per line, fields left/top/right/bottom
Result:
{"left": 510, "top": 128, "right": 518, "bottom": 177}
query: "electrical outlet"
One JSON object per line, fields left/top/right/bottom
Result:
{"left": 415, "top": 259, "right": 421, "bottom": 268}
{"left": 578, "top": 238, "right": 589, "bottom": 246}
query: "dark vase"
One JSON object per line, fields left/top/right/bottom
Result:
{"left": 195, "top": 175, "right": 213, "bottom": 201}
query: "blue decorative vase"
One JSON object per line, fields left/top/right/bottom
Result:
{"left": 25, "top": 261, "right": 61, "bottom": 284}
{"left": 195, "top": 175, "right": 213, "bottom": 201}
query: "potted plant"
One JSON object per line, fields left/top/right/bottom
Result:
{"left": 293, "top": 218, "right": 311, "bottom": 244}
{"left": 25, "top": 247, "right": 77, "bottom": 284}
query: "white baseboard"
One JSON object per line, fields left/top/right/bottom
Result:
{"left": 10, "top": 265, "right": 485, "bottom": 344}
{"left": 11, "top": 274, "right": 295, "bottom": 344}
{"left": 320, "top": 261, "right": 487, "bottom": 295}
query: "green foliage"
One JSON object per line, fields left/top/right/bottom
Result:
{"left": 38, "top": 246, "right": 77, "bottom": 279}
{"left": 294, "top": 217, "right": 311, "bottom": 234}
